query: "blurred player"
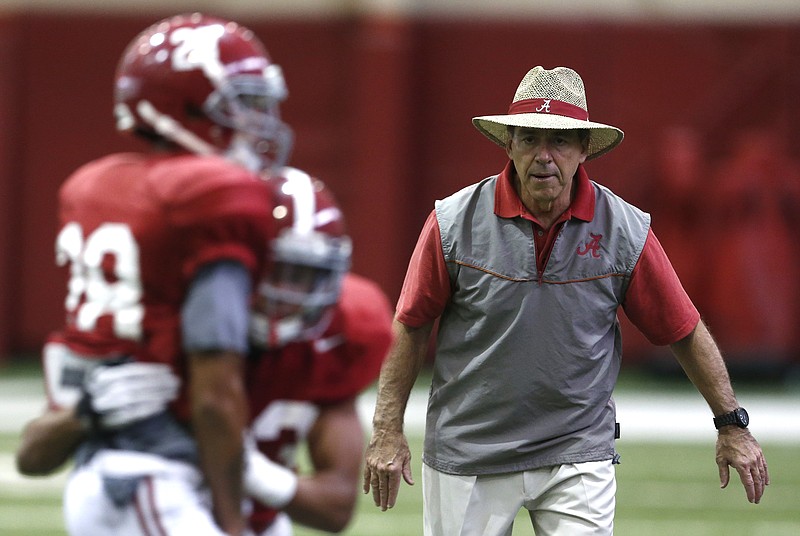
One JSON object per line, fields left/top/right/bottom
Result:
{"left": 243, "top": 168, "right": 393, "bottom": 535}
{"left": 16, "top": 13, "right": 292, "bottom": 536}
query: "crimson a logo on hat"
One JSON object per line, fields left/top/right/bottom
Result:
{"left": 534, "top": 99, "right": 552, "bottom": 113}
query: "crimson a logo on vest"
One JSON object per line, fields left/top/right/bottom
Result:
{"left": 576, "top": 233, "right": 602, "bottom": 258}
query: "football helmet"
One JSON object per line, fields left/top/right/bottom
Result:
{"left": 114, "top": 12, "right": 293, "bottom": 171}
{"left": 250, "top": 167, "right": 352, "bottom": 348}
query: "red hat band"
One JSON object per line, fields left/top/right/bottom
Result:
{"left": 507, "top": 98, "right": 589, "bottom": 121}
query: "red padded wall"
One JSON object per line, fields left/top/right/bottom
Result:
{"left": 1, "top": 13, "right": 798, "bottom": 367}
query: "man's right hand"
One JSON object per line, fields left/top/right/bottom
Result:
{"left": 363, "top": 428, "right": 415, "bottom": 511}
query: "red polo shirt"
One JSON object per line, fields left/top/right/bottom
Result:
{"left": 396, "top": 163, "right": 699, "bottom": 346}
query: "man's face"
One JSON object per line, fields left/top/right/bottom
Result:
{"left": 506, "top": 128, "right": 588, "bottom": 214}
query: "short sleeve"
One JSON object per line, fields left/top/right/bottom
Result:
{"left": 395, "top": 210, "right": 452, "bottom": 327}
{"left": 622, "top": 229, "right": 700, "bottom": 345}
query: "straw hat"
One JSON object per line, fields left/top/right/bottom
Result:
{"left": 472, "top": 66, "right": 624, "bottom": 160}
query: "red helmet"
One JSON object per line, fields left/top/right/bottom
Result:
{"left": 250, "top": 167, "right": 352, "bottom": 347}
{"left": 114, "top": 12, "right": 292, "bottom": 171}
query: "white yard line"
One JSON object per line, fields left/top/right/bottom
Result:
{"left": 2, "top": 376, "right": 798, "bottom": 443}
{"left": 357, "top": 389, "right": 800, "bottom": 444}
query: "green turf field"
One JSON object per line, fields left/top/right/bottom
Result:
{"left": 2, "top": 434, "right": 798, "bottom": 536}
{"left": 302, "top": 440, "right": 800, "bottom": 536}
{"left": 2, "top": 363, "right": 799, "bottom": 535}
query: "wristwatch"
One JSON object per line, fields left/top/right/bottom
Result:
{"left": 713, "top": 407, "right": 749, "bottom": 430}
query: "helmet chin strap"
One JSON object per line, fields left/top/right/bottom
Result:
{"left": 136, "top": 100, "right": 218, "bottom": 156}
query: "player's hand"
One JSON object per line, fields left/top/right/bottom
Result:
{"left": 85, "top": 362, "right": 180, "bottom": 429}
{"left": 716, "top": 427, "right": 769, "bottom": 503}
{"left": 363, "top": 428, "right": 414, "bottom": 511}
{"left": 243, "top": 441, "right": 298, "bottom": 508}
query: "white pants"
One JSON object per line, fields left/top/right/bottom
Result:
{"left": 422, "top": 460, "right": 616, "bottom": 536}
{"left": 63, "top": 450, "right": 226, "bottom": 536}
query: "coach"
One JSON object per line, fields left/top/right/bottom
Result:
{"left": 363, "top": 66, "right": 769, "bottom": 535}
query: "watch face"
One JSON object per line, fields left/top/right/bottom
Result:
{"left": 736, "top": 408, "right": 749, "bottom": 427}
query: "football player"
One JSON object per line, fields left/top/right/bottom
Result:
{"left": 16, "top": 13, "right": 292, "bottom": 536}
{"left": 242, "top": 168, "right": 393, "bottom": 535}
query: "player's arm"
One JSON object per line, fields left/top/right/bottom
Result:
{"left": 189, "top": 350, "right": 248, "bottom": 534}
{"left": 183, "top": 261, "right": 253, "bottom": 536}
{"left": 283, "top": 398, "right": 364, "bottom": 532}
{"left": 16, "top": 407, "right": 85, "bottom": 476}
{"left": 16, "top": 354, "right": 180, "bottom": 476}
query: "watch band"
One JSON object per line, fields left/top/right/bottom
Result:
{"left": 713, "top": 407, "right": 748, "bottom": 430}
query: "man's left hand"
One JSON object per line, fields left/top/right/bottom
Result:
{"left": 716, "top": 427, "right": 769, "bottom": 503}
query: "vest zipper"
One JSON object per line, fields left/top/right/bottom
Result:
{"left": 539, "top": 221, "right": 566, "bottom": 285}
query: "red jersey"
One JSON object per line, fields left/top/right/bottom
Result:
{"left": 46, "top": 152, "right": 272, "bottom": 410}
{"left": 245, "top": 273, "right": 393, "bottom": 532}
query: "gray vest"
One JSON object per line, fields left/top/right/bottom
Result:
{"left": 424, "top": 174, "right": 650, "bottom": 475}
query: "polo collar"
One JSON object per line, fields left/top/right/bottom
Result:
{"left": 495, "top": 161, "right": 595, "bottom": 223}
